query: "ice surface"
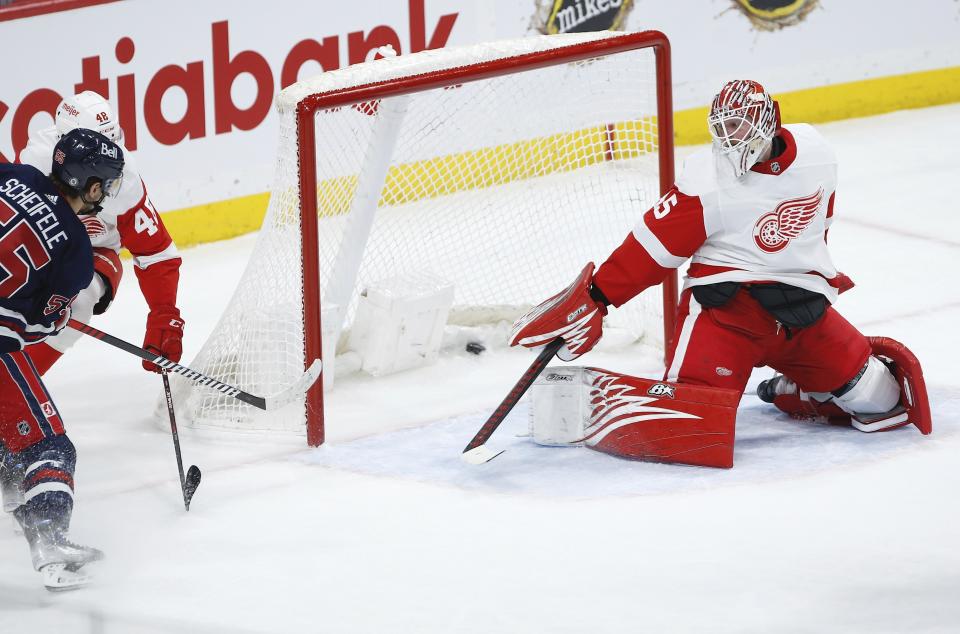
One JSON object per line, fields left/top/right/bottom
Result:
{"left": 1, "top": 104, "right": 959, "bottom": 633}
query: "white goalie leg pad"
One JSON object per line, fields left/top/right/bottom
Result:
{"left": 832, "top": 356, "right": 901, "bottom": 415}
{"left": 529, "top": 366, "right": 588, "bottom": 446}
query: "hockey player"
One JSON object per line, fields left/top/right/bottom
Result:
{"left": 18, "top": 91, "right": 184, "bottom": 377}
{"left": 3, "top": 91, "right": 185, "bottom": 526}
{"left": 510, "top": 79, "right": 930, "bottom": 468}
{"left": 0, "top": 128, "right": 124, "bottom": 590}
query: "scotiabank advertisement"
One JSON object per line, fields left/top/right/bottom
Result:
{"left": 1, "top": 0, "right": 486, "bottom": 223}
{"left": 2, "top": 0, "right": 958, "bottom": 243}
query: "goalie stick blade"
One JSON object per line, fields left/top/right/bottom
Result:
{"left": 262, "top": 360, "right": 323, "bottom": 411}
{"left": 461, "top": 444, "right": 505, "bottom": 465}
{"left": 183, "top": 465, "right": 202, "bottom": 510}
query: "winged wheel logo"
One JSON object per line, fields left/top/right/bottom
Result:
{"left": 753, "top": 188, "right": 823, "bottom": 253}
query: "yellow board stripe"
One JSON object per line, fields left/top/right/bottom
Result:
{"left": 677, "top": 65, "right": 960, "bottom": 146}
{"left": 158, "top": 191, "right": 270, "bottom": 250}
{"left": 159, "top": 66, "right": 960, "bottom": 250}
{"left": 376, "top": 120, "right": 656, "bottom": 208}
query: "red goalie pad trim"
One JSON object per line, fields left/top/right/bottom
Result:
{"left": 582, "top": 369, "right": 740, "bottom": 468}
{"left": 868, "top": 336, "right": 932, "bottom": 435}
{"left": 772, "top": 392, "right": 849, "bottom": 424}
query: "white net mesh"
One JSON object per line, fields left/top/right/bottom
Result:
{"left": 171, "top": 32, "right": 671, "bottom": 437}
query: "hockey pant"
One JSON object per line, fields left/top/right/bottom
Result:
{"left": 0, "top": 351, "right": 75, "bottom": 523}
{"left": 665, "top": 288, "right": 871, "bottom": 399}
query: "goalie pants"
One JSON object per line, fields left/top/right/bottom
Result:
{"left": 664, "top": 288, "right": 871, "bottom": 398}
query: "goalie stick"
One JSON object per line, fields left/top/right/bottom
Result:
{"left": 162, "top": 371, "right": 201, "bottom": 511}
{"left": 461, "top": 337, "right": 564, "bottom": 464}
{"left": 68, "top": 319, "right": 322, "bottom": 410}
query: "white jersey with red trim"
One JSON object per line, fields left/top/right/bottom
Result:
{"left": 594, "top": 124, "right": 842, "bottom": 307}
{"left": 18, "top": 126, "right": 179, "bottom": 270}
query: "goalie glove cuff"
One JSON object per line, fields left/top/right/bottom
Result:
{"left": 589, "top": 283, "right": 612, "bottom": 308}
{"left": 509, "top": 263, "right": 606, "bottom": 362}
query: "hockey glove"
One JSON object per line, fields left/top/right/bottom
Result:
{"left": 142, "top": 307, "right": 184, "bottom": 372}
{"left": 509, "top": 263, "right": 607, "bottom": 362}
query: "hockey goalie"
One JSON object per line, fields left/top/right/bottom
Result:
{"left": 509, "top": 79, "right": 931, "bottom": 469}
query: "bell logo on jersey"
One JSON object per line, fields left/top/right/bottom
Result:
{"left": 753, "top": 188, "right": 823, "bottom": 253}
{"left": 40, "top": 402, "right": 56, "bottom": 418}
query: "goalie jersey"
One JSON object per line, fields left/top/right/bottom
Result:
{"left": 0, "top": 163, "right": 93, "bottom": 352}
{"left": 594, "top": 124, "right": 843, "bottom": 306}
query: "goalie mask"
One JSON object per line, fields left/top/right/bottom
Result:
{"left": 55, "top": 91, "right": 123, "bottom": 144}
{"left": 708, "top": 80, "right": 780, "bottom": 179}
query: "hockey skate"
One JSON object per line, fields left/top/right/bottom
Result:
{"left": 757, "top": 374, "right": 850, "bottom": 424}
{"left": 756, "top": 374, "right": 790, "bottom": 404}
{"left": 15, "top": 507, "right": 104, "bottom": 591}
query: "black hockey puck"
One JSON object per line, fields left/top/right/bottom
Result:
{"left": 465, "top": 341, "right": 485, "bottom": 355}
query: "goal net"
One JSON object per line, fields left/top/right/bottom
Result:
{"left": 169, "top": 30, "right": 676, "bottom": 445}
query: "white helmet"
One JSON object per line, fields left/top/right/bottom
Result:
{"left": 55, "top": 91, "right": 123, "bottom": 143}
{"left": 707, "top": 80, "right": 780, "bottom": 179}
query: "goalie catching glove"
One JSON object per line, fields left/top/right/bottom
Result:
{"left": 509, "top": 263, "right": 608, "bottom": 361}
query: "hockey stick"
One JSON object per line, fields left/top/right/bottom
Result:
{"left": 162, "top": 371, "right": 201, "bottom": 511}
{"left": 68, "top": 319, "right": 321, "bottom": 410}
{"left": 461, "top": 337, "right": 564, "bottom": 465}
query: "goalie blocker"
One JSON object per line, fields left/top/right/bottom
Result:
{"left": 531, "top": 367, "right": 740, "bottom": 468}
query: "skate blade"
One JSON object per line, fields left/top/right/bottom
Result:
{"left": 41, "top": 563, "right": 94, "bottom": 592}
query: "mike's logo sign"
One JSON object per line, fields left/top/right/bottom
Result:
{"left": 532, "top": 0, "right": 635, "bottom": 35}
{"left": 731, "top": 0, "right": 819, "bottom": 31}
{"left": 0, "top": 0, "right": 457, "bottom": 162}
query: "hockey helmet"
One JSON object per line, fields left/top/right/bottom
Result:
{"left": 52, "top": 128, "right": 125, "bottom": 200}
{"left": 55, "top": 91, "right": 123, "bottom": 143}
{"left": 707, "top": 80, "right": 780, "bottom": 178}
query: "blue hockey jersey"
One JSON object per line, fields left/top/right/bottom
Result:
{"left": 0, "top": 163, "right": 93, "bottom": 353}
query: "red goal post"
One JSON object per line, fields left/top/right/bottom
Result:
{"left": 173, "top": 30, "right": 677, "bottom": 446}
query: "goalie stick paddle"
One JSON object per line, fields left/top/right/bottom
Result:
{"left": 461, "top": 337, "right": 564, "bottom": 465}
{"left": 162, "top": 371, "right": 201, "bottom": 511}
{"left": 68, "top": 319, "right": 321, "bottom": 410}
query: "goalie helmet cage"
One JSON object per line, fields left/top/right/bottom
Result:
{"left": 172, "top": 30, "right": 677, "bottom": 446}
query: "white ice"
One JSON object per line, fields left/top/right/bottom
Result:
{"left": 1, "top": 104, "right": 959, "bottom": 633}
